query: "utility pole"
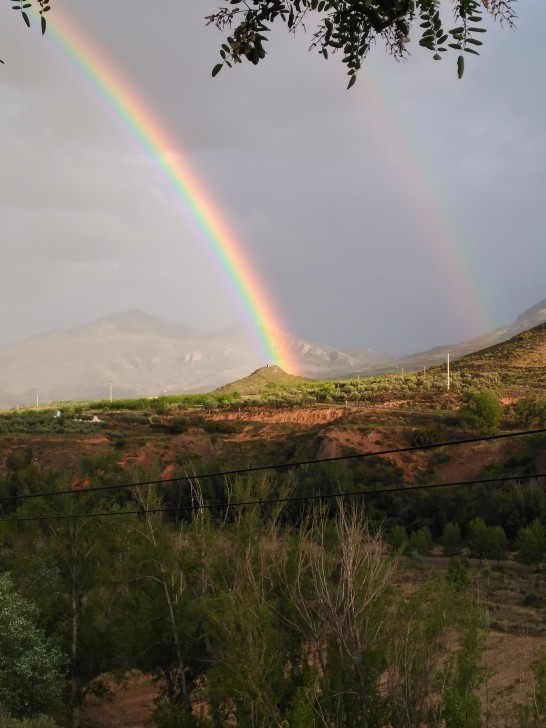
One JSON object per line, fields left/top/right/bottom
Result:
{"left": 447, "top": 353, "right": 450, "bottom": 390}
{"left": 36, "top": 390, "right": 39, "bottom": 409}
{"left": 109, "top": 383, "right": 113, "bottom": 403}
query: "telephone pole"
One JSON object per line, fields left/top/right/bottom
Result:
{"left": 447, "top": 353, "right": 450, "bottom": 390}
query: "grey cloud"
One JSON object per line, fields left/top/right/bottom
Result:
{"left": 0, "top": 0, "right": 544, "bottom": 356}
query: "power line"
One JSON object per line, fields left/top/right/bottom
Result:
{"left": 1, "top": 471, "right": 544, "bottom": 524}
{"left": 1, "top": 426, "right": 545, "bottom": 507}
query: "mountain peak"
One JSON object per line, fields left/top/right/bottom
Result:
{"left": 84, "top": 310, "right": 199, "bottom": 339}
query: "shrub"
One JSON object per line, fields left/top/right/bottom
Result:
{"left": 441, "top": 522, "right": 462, "bottom": 557}
{"left": 387, "top": 525, "right": 408, "bottom": 553}
{"left": 447, "top": 556, "right": 470, "bottom": 591}
{"left": 407, "top": 527, "right": 433, "bottom": 557}
{"left": 458, "top": 389, "right": 503, "bottom": 433}
{"left": 411, "top": 426, "right": 442, "bottom": 448}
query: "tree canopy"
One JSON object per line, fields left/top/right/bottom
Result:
{"left": 0, "top": 573, "right": 64, "bottom": 719}
{"left": 207, "top": 0, "right": 516, "bottom": 87}
{"left": 8, "top": 1, "right": 516, "bottom": 86}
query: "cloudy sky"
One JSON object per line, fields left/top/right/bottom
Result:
{"left": 0, "top": 0, "right": 544, "bottom": 357}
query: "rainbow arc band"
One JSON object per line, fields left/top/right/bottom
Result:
{"left": 37, "top": 6, "right": 298, "bottom": 373}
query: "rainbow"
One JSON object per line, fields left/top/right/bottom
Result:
{"left": 35, "top": 6, "right": 298, "bottom": 374}
{"left": 359, "top": 66, "right": 491, "bottom": 337}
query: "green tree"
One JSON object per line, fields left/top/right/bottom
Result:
{"left": 207, "top": 0, "right": 516, "bottom": 87}
{"left": 0, "top": 573, "right": 65, "bottom": 719}
{"left": 287, "top": 505, "right": 398, "bottom": 727}
{"left": 466, "top": 519, "right": 508, "bottom": 563}
{"left": 386, "top": 581, "right": 484, "bottom": 728}
{"left": 514, "top": 397, "right": 546, "bottom": 427}
{"left": 388, "top": 524, "right": 408, "bottom": 553}
{"left": 515, "top": 519, "right": 546, "bottom": 568}
{"left": 486, "top": 524, "right": 508, "bottom": 562}
{"left": 441, "top": 522, "right": 462, "bottom": 557}
{"left": 459, "top": 389, "right": 503, "bottom": 433}
{"left": 466, "top": 517, "right": 490, "bottom": 563}
{"left": 3, "top": 475, "right": 129, "bottom": 728}
{"left": 407, "top": 526, "right": 433, "bottom": 557}
{"left": 442, "top": 597, "right": 484, "bottom": 728}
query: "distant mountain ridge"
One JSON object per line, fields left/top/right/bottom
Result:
{"left": 358, "top": 298, "right": 546, "bottom": 377}
{"left": 0, "top": 309, "right": 392, "bottom": 409}
{"left": 0, "top": 299, "right": 544, "bottom": 409}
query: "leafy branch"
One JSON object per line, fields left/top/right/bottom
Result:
{"left": 2, "top": 0, "right": 51, "bottom": 63}
{"left": 206, "top": 0, "right": 517, "bottom": 88}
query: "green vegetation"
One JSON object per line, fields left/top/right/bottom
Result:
{"left": 458, "top": 389, "right": 503, "bottom": 433}
{"left": 0, "top": 325, "right": 545, "bottom": 725}
{"left": 0, "top": 573, "right": 65, "bottom": 719}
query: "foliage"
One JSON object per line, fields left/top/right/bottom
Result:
{"left": 411, "top": 425, "right": 442, "bottom": 448}
{"left": 207, "top": 0, "right": 516, "bottom": 88}
{"left": 0, "top": 412, "right": 102, "bottom": 436}
{"left": 514, "top": 397, "right": 546, "bottom": 427}
{"left": 458, "top": 388, "right": 503, "bottom": 432}
{"left": 388, "top": 524, "right": 408, "bottom": 553}
{"left": 446, "top": 556, "right": 470, "bottom": 590}
{"left": 386, "top": 580, "right": 484, "bottom": 727}
{"left": 9, "top": 1, "right": 50, "bottom": 36}
{"left": 6, "top": 390, "right": 546, "bottom": 722}
{"left": 149, "top": 703, "right": 211, "bottom": 728}
{"left": 441, "top": 590, "right": 485, "bottom": 728}
{"left": 441, "top": 521, "right": 462, "bottom": 556}
{"left": 0, "top": 573, "right": 65, "bottom": 719}
{"left": 515, "top": 518, "right": 546, "bottom": 567}
{"left": 522, "top": 650, "right": 546, "bottom": 728}
{"left": 407, "top": 526, "right": 434, "bottom": 557}
{"left": 466, "top": 517, "right": 507, "bottom": 562}
{"left": 0, "top": 715, "right": 59, "bottom": 728}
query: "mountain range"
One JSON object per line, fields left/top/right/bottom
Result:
{"left": 0, "top": 298, "right": 544, "bottom": 409}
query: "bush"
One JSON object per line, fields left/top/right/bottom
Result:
{"left": 407, "top": 527, "right": 433, "bottom": 557}
{"left": 0, "top": 714, "right": 59, "bottom": 728}
{"left": 515, "top": 519, "right": 546, "bottom": 567}
{"left": 387, "top": 525, "right": 408, "bottom": 553}
{"left": 150, "top": 703, "right": 212, "bottom": 728}
{"left": 411, "top": 426, "right": 442, "bottom": 448}
{"left": 514, "top": 397, "right": 546, "bottom": 426}
{"left": 458, "top": 389, "right": 503, "bottom": 433}
{"left": 203, "top": 421, "right": 242, "bottom": 434}
{"left": 168, "top": 416, "right": 189, "bottom": 434}
{"left": 441, "top": 522, "right": 462, "bottom": 557}
{"left": 447, "top": 556, "right": 470, "bottom": 591}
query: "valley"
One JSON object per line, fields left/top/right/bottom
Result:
{"left": 0, "top": 323, "right": 545, "bottom": 727}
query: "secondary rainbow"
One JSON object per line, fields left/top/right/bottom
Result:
{"left": 359, "top": 67, "right": 492, "bottom": 337}
{"left": 37, "top": 7, "right": 298, "bottom": 374}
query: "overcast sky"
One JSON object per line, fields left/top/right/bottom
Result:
{"left": 0, "top": 0, "right": 544, "bottom": 356}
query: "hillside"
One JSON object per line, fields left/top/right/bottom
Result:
{"left": 1, "top": 325, "right": 546, "bottom": 727}
{"left": 356, "top": 297, "right": 546, "bottom": 377}
{"left": 451, "top": 321, "right": 546, "bottom": 396}
{"left": 1, "top": 297, "right": 545, "bottom": 409}
{"left": 215, "top": 365, "right": 315, "bottom": 396}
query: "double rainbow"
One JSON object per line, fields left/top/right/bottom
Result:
{"left": 38, "top": 7, "right": 298, "bottom": 373}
